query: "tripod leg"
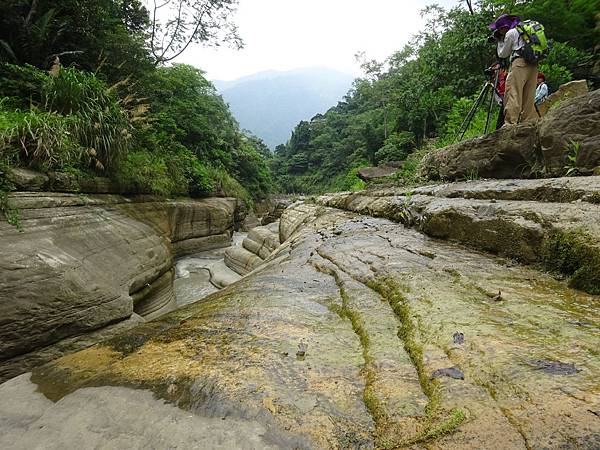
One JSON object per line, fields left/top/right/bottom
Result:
{"left": 457, "top": 83, "right": 489, "bottom": 142}
{"left": 484, "top": 71, "right": 500, "bottom": 134}
{"left": 484, "top": 83, "right": 495, "bottom": 134}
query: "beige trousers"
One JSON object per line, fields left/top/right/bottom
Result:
{"left": 504, "top": 57, "right": 538, "bottom": 124}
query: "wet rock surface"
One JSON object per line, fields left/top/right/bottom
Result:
{"left": 2, "top": 199, "right": 599, "bottom": 449}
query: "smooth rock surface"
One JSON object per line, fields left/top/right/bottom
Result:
{"left": 318, "top": 176, "right": 600, "bottom": 294}
{"left": 357, "top": 165, "right": 401, "bottom": 182}
{"left": 0, "top": 193, "right": 238, "bottom": 381}
{"left": 0, "top": 374, "right": 280, "bottom": 450}
{"left": 2, "top": 202, "right": 598, "bottom": 448}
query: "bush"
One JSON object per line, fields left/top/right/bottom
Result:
{"left": 205, "top": 164, "right": 252, "bottom": 206}
{"left": 0, "top": 104, "right": 83, "bottom": 170}
{"left": 0, "top": 63, "right": 46, "bottom": 108}
{"left": 375, "top": 131, "right": 415, "bottom": 164}
{"left": 43, "top": 68, "right": 132, "bottom": 169}
{"left": 115, "top": 150, "right": 174, "bottom": 196}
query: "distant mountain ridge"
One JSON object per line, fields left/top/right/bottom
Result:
{"left": 214, "top": 67, "right": 355, "bottom": 149}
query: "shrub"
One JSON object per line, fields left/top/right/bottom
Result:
{"left": 43, "top": 68, "right": 132, "bottom": 169}
{"left": 0, "top": 63, "right": 46, "bottom": 108}
{"left": 115, "top": 150, "right": 174, "bottom": 196}
{"left": 0, "top": 104, "right": 83, "bottom": 170}
{"left": 375, "top": 131, "right": 415, "bottom": 164}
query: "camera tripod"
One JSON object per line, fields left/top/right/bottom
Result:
{"left": 455, "top": 69, "right": 502, "bottom": 142}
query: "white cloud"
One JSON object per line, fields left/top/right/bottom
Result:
{"left": 172, "top": 0, "right": 460, "bottom": 81}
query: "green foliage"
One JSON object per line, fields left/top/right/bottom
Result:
{"left": 115, "top": 150, "right": 174, "bottom": 196}
{"left": 538, "top": 63, "right": 573, "bottom": 92}
{"left": 0, "top": 105, "right": 82, "bottom": 170}
{"left": 0, "top": 65, "right": 130, "bottom": 171}
{"left": 563, "top": 139, "right": 581, "bottom": 176}
{"left": 43, "top": 67, "right": 132, "bottom": 169}
{"left": 375, "top": 132, "right": 415, "bottom": 164}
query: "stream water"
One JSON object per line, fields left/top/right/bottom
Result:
{"left": 173, "top": 232, "right": 246, "bottom": 307}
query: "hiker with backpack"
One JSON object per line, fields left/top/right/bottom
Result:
{"left": 489, "top": 14, "right": 548, "bottom": 125}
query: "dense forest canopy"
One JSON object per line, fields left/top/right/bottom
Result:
{"left": 0, "top": 0, "right": 273, "bottom": 206}
{"left": 271, "top": 0, "right": 599, "bottom": 194}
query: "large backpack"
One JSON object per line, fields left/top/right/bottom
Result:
{"left": 516, "top": 20, "right": 549, "bottom": 63}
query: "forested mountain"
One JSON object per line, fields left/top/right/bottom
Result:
{"left": 0, "top": 0, "right": 272, "bottom": 208}
{"left": 215, "top": 68, "right": 354, "bottom": 149}
{"left": 271, "top": 0, "right": 599, "bottom": 194}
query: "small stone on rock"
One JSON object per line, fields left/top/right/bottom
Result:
{"left": 453, "top": 332, "right": 465, "bottom": 344}
{"left": 431, "top": 367, "right": 464, "bottom": 380}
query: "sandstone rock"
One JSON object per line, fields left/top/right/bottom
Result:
{"left": 0, "top": 375, "right": 281, "bottom": 450}
{"left": 3, "top": 202, "right": 598, "bottom": 448}
{"left": 0, "top": 314, "right": 145, "bottom": 383}
{"left": 537, "top": 79, "right": 589, "bottom": 117}
{"left": 357, "top": 164, "right": 401, "bottom": 181}
{"left": 420, "top": 89, "right": 600, "bottom": 180}
{"left": 317, "top": 176, "right": 600, "bottom": 294}
{"left": 116, "top": 197, "right": 237, "bottom": 257}
{"left": 261, "top": 197, "right": 294, "bottom": 225}
{"left": 371, "top": 176, "right": 600, "bottom": 203}
{"left": 7, "top": 168, "right": 49, "bottom": 191}
{"left": 241, "top": 212, "right": 260, "bottom": 231}
{"left": 223, "top": 246, "right": 264, "bottom": 275}
{"left": 242, "top": 226, "right": 280, "bottom": 259}
{"left": 0, "top": 193, "right": 238, "bottom": 381}
{"left": 207, "top": 260, "right": 241, "bottom": 288}
{"left": 539, "top": 87, "right": 600, "bottom": 176}
{"left": 0, "top": 194, "right": 170, "bottom": 364}
{"left": 419, "top": 122, "right": 539, "bottom": 180}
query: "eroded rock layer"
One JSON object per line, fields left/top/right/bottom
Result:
{"left": 318, "top": 176, "right": 600, "bottom": 295}
{"left": 0, "top": 193, "right": 238, "bottom": 381}
{"left": 2, "top": 199, "right": 598, "bottom": 449}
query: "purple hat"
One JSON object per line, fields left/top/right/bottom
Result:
{"left": 489, "top": 14, "right": 521, "bottom": 30}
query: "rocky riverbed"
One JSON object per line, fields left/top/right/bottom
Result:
{"left": 1, "top": 176, "right": 599, "bottom": 449}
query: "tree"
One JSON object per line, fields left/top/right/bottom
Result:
{"left": 149, "top": 0, "right": 242, "bottom": 64}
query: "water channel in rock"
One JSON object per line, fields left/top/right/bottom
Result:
{"left": 173, "top": 232, "right": 246, "bottom": 307}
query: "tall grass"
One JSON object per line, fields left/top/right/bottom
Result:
{"left": 42, "top": 68, "right": 132, "bottom": 169}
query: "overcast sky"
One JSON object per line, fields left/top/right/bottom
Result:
{"left": 173, "top": 0, "right": 461, "bottom": 81}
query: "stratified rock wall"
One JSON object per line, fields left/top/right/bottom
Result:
{"left": 0, "top": 193, "right": 238, "bottom": 381}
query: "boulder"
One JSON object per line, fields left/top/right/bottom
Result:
{"left": 242, "top": 226, "right": 280, "bottom": 259}
{"left": 419, "top": 89, "right": 600, "bottom": 180}
{"left": 223, "top": 246, "right": 264, "bottom": 275}
{"left": 261, "top": 197, "right": 294, "bottom": 225}
{"left": 539, "top": 87, "right": 600, "bottom": 176}
{"left": 240, "top": 212, "right": 260, "bottom": 231}
{"left": 537, "top": 79, "right": 588, "bottom": 117}
{"left": 419, "top": 122, "right": 539, "bottom": 180}
{"left": 357, "top": 164, "right": 401, "bottom": 182}
{"left": 7, "top": 168, "right": 49, "bottom": 191}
